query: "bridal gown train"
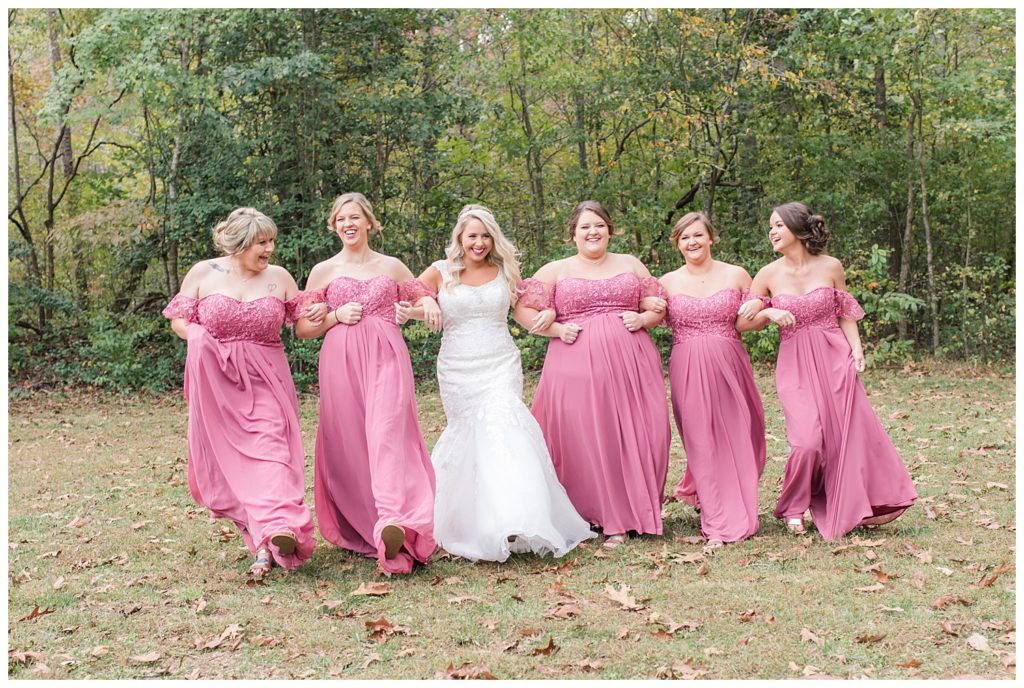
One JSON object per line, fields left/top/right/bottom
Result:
{"left": 429, "top": 260, "right": 595, "bottom": 562}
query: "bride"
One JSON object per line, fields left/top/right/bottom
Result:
{"left": 398, "top": 204, "right": 595, "bottom": 562}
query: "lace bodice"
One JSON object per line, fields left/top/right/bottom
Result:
{"left": 666, "top": 288, "right": 743, "bottom": 343}
{"left": 434, "top": 261, "right": 512, "bottom": 338}
{"left": 162, "top": 293, "right": 305, "bottom": 345}
{"left": 532, "top": 272, "right": 658, "bottom": 321}
{"left": 307, "top": 275, "right": 434, "bottom": 323}
{"left": 770, "top": 287, "right": 865, "bottom": 342}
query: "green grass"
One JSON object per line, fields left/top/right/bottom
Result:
{"left": 8, "top": 362, "right": 1016, "bottom": 679}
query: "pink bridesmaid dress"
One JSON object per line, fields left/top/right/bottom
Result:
{"left": 666, "top": 288, "right": 766, "bottom": 542}
{"left": 770, "top": 287, "right": 917, "bottom": 539}
{"left": 520, "top": 273, "right": 670, "bottom": 536}
{"left": 311, "top": 275, "right": 436, "bottom": 574}
{"left": 162, "top": 293, "right": 315, "bottom": 569}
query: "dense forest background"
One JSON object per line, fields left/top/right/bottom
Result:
{"left": 7, "top": 8, "right": 1015, "bottom": 392}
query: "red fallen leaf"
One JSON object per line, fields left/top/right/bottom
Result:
{"left": 977, "top": 561, "right": 1012, "bottom": 588}
{"left": 739, "top": 609, "right": 757, "bottom": 622}
{"left": 604, "top": 584, "right": 644, "bottom": 611}
{"left": 896, "top": 658, "right": 922, "bottom": 669}
{"left": 530, "top": 637, "right": 560, "bottom": 656}
{"left": 130, "top": 651, "right": 162, "bottom": 664}
{"left": 931, "top": 593, "right": 973, "bottom": 609}
{"left": 18, "top": 606, "right": 55, "bottom": 622}
{"left": 435, "top": 661, "right": 498, "bottom": 679}
{"left": 856, "top": 633, "right": 886, "bottom": 643}
{"left": 351, "top": 582, "right": 392, "bottom": 597}
{"left": 940, "top": 621, "right": 959, "bottom": 637}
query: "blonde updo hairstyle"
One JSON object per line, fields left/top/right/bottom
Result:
{"left": 564, "top": 200, "right": 622, "bottom": 243}
{"left": 212, "top": 207, "right": 278, "bottom": 256}
{"left": 327, "top": 192, "right": 382, "bottom": 235}
{"left": 670, "top": 211, "right": 718, "bottom": 245}
{"left": 444, "top": 204, "right": 522, "bottom": 303}
{"left": 774, "top": 201, "right": 829, "bottom": 255}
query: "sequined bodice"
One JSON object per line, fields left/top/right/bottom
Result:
{"left": 554, "top": 272, "right": 644, "bottom": 321}
{"left": 198, "top": 295, "right": 288, "bottom": 344}
{"left": 771, "top": 287, "right": 865, "bottom": 342}
{"left": 666, "top": 289, "right": 742, "bottom": 343}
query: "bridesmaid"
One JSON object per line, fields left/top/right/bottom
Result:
{"left": 514, "top": 200, "right": 670, "bottom": 548}
{"left": 295, "top": 192, "right": 437, "bottom": 575}
{"left": 656, "top": 212, "right": 766, "bottom": 547}
{"left": 163, "top": 207, "right": 324, "bottom": 576}
{"left": 740, "top": 202, "right": 917, "bottom": 539}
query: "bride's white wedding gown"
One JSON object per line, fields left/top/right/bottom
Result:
{"left": 429, "top": 260, "right": 595, "bottom": 562}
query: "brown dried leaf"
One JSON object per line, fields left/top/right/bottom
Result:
{"left": 530, "top": 637, "right": 560, "bottom": 656}
{"left": 396, "top": 646, "right": 416, "bottom": 658}
{"left": 362, "top": 652, "right": 381, "bottom": 669}
{"left": 615, "top": 627, "right": 629, "bottom": 640}
{"left": 739, "top": 609, "right": 757, "bottom": 622}
{"left": 931, "top": 593, "right": 972, "bottom": 609}
{"left": 351, "top": 582, "right": 392, "bottom": 597}
{"left": 89, "top": 646, "right": 109, "bottom": 658}
{"left": 940, "top": 621, "right": 959, "bottom": 637}
{"left": 435, "top": 661, "right": 498, "bottom": 679}
{"left": 18, "top": 606, "right": 55, "bottom": 622}
{"left": 854, "top": 582, "right": 885, "bottom": 593}
{"left": 65, "top": 516, "right": 87, "bottom": 529}
{"left": 695, "top": 563, "right": 710, "bottom": 576}
{"left": 545, "top": 602, "right": 582, "bottom": 619}
{"left": 9, "top": 650, "right": 46, "bottom": 665}
{"left": 977, "top": 562, "right": 1012, "bottom": 588}
{"left": 856, "top": 633, "right": 886, "bottom": 644}
{"left": 656, "top": 658, "right": 708, "bottom": 679}
{"left": 198, "top": 623, "right": 244, "bottom": 651}
{"left": 895, "top": 658, "right": 922, "bottom": 669}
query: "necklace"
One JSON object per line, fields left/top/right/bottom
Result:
{"left": 576, "top": 252, "right": 608, "bottom": 266}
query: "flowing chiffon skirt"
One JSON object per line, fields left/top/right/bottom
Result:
{"left": 531, "top": 314, "right": 670, "bottom": 535}
{"left": 183, "top": 324, "right": 315, "bottom": 569}
{"left": 669, "top": 336, "right": 766, "bottom": 542}
{"left": 315, "top": 318, "right": 436, "bottom": 574}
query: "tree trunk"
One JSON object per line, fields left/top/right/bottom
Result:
{"left": 897, "top": 107, "right": 917, "bottom": 340}
{"left": 873, "top": 59, "right": 887, "bottom": 127}
{"left": 915, "top": 104, "right": 939, "bottom": 353}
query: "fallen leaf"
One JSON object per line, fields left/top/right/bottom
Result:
{"left": 89, "top": 646, "right": 109, "bottom": 658}
{"left": 520, "top": 627, "right": 542, "bottom": 638}
{"left": 362, "top": 652, "right": 381, "bottom": 669}
{"left": 966, "top": 634, "right": 991, "bottom": 652}
{"left": 9, "top": 651, "right": 46, "bottom": 665}
{"left": 197, "top": 623, "right": 244, "bottom": 651}
{"left": 130, "top": 651, "right": 162, "bottom": 664}
{"left": 435, "top": 661, "right": 498, "bottom": 679}
{"left": 695, "top": 563, "right": 710, "bottom": 576}
{"left": 510, "top": 595, "right": 524, "bottom": 603}
{"left": 545, "top": 603, "right": 582, "bottom": 619}
{"left": 977, "top": 562, "right": 1012, "bottom": 588}
{"left": 856, "top": 633, "right": 886, "bottom": 644}
{"left": 656, "top": 659, "right": 707, "bottom": 679}
{"left": 739, "top": 609, "right": 757, "bottom": 622}
{"left": 999, "top": 651, "right": 1015, "bottom": 668}
{"left": 801, "top": 628, "right": 823, "bottom": 645}
{"left": 910, "top": 571, "right": 926, "bottom": 590}
{"left": 574, "top": 659, "right": 603, "bottom": 671}
{"left": 615, "top": 627, "right": 629, "bottom": 640}
{"left": 501, "top": 639, "right": 520, "bottom": 653}
{"left": 854, "top": 582, "right": 885, "bottom": 593}
{"left": 351, "top": 582, "right": 392, "bottom": 597}
{"left": 396, "top": 646, "right": 416, "bottom": 658}
{"left": 604, "top": 584, "right": 644, "bottom": 611}
{"left": 651, "top": 629, "right": 673, "bottom": 641}
{"left": 18, "top": 606, "right": 55, "bottom": 622}
{"left": 530, "top": 637, "right": 560, "bottom": 656}
{"left": 52, "top": 576, "right": 65, "bottom": 590}
{"left": 940, "top": 621, "right": 959, "bottom": 637}
{"left": 65, "top": 516, "right": 87, "bottom": 529}
{"left": 896, "top": 658, "right": 922, "bottom": 669}
{"left": 931, "top": 594, "right": 972, "bottom": 609}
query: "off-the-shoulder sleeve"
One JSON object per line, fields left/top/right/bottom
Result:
{"left": 742, "top": 290, "right": 771, "bottom": 307}
{"left": 835, "top": 289, "right": 865, "bottom": 321}
{"left": 399, "top": 278, "right": 437, "bottom": 304}
{"left": 516, "top": 278, "right": 555, "bottom": 310}
{"left": 162, "top": 294, "right": 199, "bottom": 323}
{"left": 640, "top": 276, "right": 668, "bottom": 299}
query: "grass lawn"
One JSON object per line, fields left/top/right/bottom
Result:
{"left": 7, "top": 362, "right": 1016, "bottom": 679}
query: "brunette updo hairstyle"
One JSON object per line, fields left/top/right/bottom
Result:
{"left": 670, "top": 211, "right": 718, "bottom": 245}
{"left": 773, "top": 202, "right": 829, "bottom": 255}
{"left": 212, "top": 207, "right": 278, "bottom": 256}
{"left": 565, "top": 200, "right": 621, "bottom": 242}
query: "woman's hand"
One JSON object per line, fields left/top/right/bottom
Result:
{"left": 556, "top": 322, "right": 582, "bottom": 344}
{"left": 421, "top": 297, "right": 442, "bottom": 332}
{"left": 851, "top": 346, "right": 865, "bottom": 373}
{"left": 639, "top": 296, "right": 667, "bottom": 314}
{"left": 303, "top": 302, "right": 328, "bottom": 326}
{"left": 620, "top": 311, "right": 645, "bottom": 332}
{"left": 737, "top": 298, "right": 764, "bottom": 320}
{"left": 395, "top": 301, "right": 415, "bottom": 326}
{"left": 335, "top": 302, "right": 363, "bottom": 325}
{"left": 763, "top": 307, "right": 795, "bottom": 328}
{"left": 530, "top": 308, "right": 556, "bottom": 334}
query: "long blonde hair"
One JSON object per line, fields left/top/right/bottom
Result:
{"left": 444, "top": 204, "right": 521, "bottom": 303}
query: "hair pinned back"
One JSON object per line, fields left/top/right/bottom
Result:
{"left": 565, "top": 200, "right": 620, "bottom": 242}
{"left": 327, "top": 192, "right": 381, "bottom": 234}
{"left": 670, "top": 211, "right": 717, "bottom": 245}
{"left": 212, "top": 207, "right": 278, "bottom": 256}
{"left": 445, "top": 204, "right": 522, "bottom": 303}
{"left": 773, "top": 202, "right": 829, "bottom": 255}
